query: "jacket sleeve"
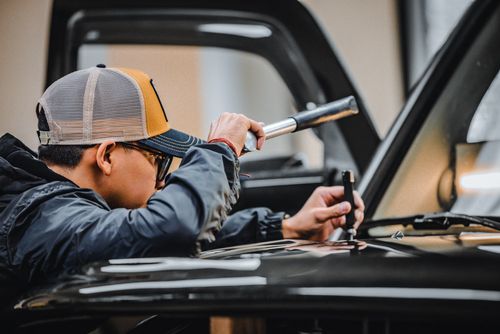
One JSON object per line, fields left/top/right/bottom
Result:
{"left": 201, "top": 208, "right": 286, "bottom": 250}
{"left": 14, "top": 143, "right": 240, "bottom": 281}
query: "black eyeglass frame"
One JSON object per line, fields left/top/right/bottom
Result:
{"left": 119, "top": 142, "right": 173, "bottom": 182}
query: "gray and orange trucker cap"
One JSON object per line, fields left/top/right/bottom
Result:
{"left": 36, "top": 65, "right": 204, "bottom": 157}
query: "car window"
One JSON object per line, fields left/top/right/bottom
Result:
{"left": 78, "top": 44, "right": 324, "bottom": 168}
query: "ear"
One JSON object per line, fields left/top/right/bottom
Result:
{"left": 95, "top": 141, "right": 117, "bottom": 176}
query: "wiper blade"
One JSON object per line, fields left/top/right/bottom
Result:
{"left": 365, "top": 212, "right": 500, "bottom": 231}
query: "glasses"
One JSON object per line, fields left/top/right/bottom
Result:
{"left": 119, "top": 142, "right": 173, "bottom": 182}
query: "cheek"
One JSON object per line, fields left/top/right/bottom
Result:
{"left": 129, "top": 170, "right": 157, "bottom": 204}
{"left": 121, "top": 160, "right": 157, "bottom": 207}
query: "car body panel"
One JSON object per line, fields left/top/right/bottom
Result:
{"left": 13, "top": 238, "right": 500, "bottom": 318}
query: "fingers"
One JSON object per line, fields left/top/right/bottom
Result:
{"left": 314, "top": 187, "right": 364, "bottom": 210}
{"left": 329, "top": 216, "right": 346, "bottom": 229}
{"left": 314, "top": 185, "right": 344, "bottom": 200}
{"left": 294, "top": 185, "right": 366, "bottom": 242}
{"left": 313, "top": 187, "right": 365, "bottom": 215}
{"left": 354, "top": 209, "right": 364, "bottom": 229}
{"left": 313, "top": 188, "right": 365, "bottom": 227}
{"left": 207, "top": 113, "right": 265, "bottom": 156}
{"left": 313, "top": 201, "right": 351, "bottom": 222}
{"left": 353, "top": 191, "right": 365, "bottom": 212}
{"left": 248, "top": 119, "right": 265, "bottom": 150}
{"left": 326, "top": 208, "right": 364, "bottom": 229}
{"left": 351, "top": 191, "right": 365, "bottom": 228}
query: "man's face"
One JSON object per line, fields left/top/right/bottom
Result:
{"left": 103, "top": 143, "right": 168, "bottom": 208}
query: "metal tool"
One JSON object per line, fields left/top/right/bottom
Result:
{"left": 243, "top": 96, "right": 358, "bottom": 152}
{"left": 342, "top": 169, "right": 356, "bottom": 242}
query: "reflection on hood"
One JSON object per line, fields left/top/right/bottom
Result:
{"left": 0, "top": 133, "right": 65, "bottom": 215}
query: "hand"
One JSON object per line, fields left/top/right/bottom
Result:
{"left": 282, "top": 186, "right": 365, "bottom": 241}
{"left": 207, "top": 113, "right": 265, "bottom": 156}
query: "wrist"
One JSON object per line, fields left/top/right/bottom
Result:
{"left": 208, "top": 138, "right": 239, "bottom": 156}
{"left": 282, "top": 214, "right": 301, "bottom": 239}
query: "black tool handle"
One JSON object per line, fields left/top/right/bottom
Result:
{"left": 243, "top": 96, "right": 358, "bottom": 152}
{"left": 292, "top": 96, "right": 358, "bottom": 131}
{"left": 342, "top": 170, "right": 356, "bottom": 240}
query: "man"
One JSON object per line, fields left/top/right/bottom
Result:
{"left": 0, "top": 65, "right": 364, "bottom": 285}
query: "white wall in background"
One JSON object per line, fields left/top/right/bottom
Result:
{"left": 303, "top": 0, "right": 405, "bottom": 137}
{"left": 0, "top": 0, "right": 52, "bottom": 149}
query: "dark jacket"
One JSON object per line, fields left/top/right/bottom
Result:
{"left": 0, "top": 133, "right": 284, "bottom": 284}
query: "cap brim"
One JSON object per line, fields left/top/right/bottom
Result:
{"left": 139, "top": 129, "right": 205, "bottom": 158}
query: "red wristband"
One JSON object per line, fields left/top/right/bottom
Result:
{"left": 208, "top": 138, "right": 239, "bottom": 156}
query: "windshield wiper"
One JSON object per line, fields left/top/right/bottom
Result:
{"left": 365, "top": 212, "right": 500, "bottom": 231}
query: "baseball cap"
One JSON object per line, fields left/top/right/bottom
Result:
{"left": 36, "top": 65, "right": 204, "bottom": 158}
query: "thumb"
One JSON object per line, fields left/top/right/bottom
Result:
{"left": 314, "top": 202, "right": 351, "bottom": 222}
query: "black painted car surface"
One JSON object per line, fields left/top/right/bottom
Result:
{"left": 4, "top": 0, "right": 500, "bottom": 333}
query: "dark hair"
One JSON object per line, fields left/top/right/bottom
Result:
{"left": 38, "top": 145, "right": 94, "bottom": 168}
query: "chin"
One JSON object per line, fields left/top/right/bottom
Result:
{"left": 119, "top": 189, "right": 155, "bottom": 209}
{"left": 128, "top": 197, "right": 149, "bottom": 209}
{"left": 110, "top": 197, "right": 148, "bottom": 209}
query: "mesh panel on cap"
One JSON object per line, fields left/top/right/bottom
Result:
{"left": 40, "top": 69, "right": 90, "bottom": 143}
{"left": 38, "top": 67, "right": 148, "bottom": 144}
{"left": 91, "top": 69, "right": 146, "bottom": 141}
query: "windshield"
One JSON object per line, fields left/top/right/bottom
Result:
{"left": 373, "top": 4, "right": 500, "bottom": 220}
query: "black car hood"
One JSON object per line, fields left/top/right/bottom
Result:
{"left": 201, "top": 233, "right": 500, "bottom": 258}
{"left": 12, "top": 236, "right": 500, "bottom": 318}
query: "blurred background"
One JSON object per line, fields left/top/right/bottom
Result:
{"left": 0, "top": 0, "right": 472, "bottom": 167}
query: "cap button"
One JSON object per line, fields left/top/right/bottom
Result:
{"left": 96, "top": 64, "right": 106, "bottom": 68}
